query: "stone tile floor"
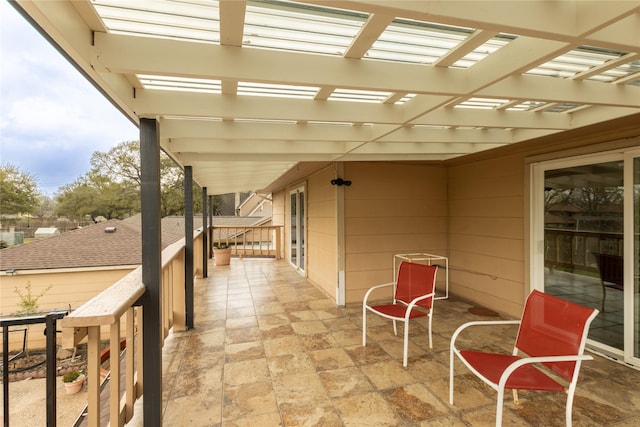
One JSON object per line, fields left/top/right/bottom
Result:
{"left": 129, "top": 258, "right": 640, "bottom": 426}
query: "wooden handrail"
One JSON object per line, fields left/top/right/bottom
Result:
{"left": 58, "top": 226, "right": 277, "bottom": 426}
{"left": 61, "top": 268, "right": 145, "bottom": 328}
{"left": 60, "top": 230, "right": 204, "bottom": 427}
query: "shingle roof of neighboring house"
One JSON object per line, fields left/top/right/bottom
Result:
{"left": 0, "top": 219, "right": 141, "bottom": 271}
{"left": 0, "top": 214, "right": 271, "bottom": 272}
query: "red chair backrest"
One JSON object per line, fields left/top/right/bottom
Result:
{"left": 394, "top": 262, "right": 438, "bottom": 309}
{"left": 516, "top": 290, "right": 598, "bottom": 381}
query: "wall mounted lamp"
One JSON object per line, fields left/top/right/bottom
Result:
{"left": 331, "top": 178, "right": 351, "bottom": 186}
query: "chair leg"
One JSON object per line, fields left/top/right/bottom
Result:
{"left": 362, "top": 308, "right": 367, "bottom": 347}
{"left": 393, "top": 319, "right": 398, "bottom": 336}
{"left": 512, "top": 389, "right": 519, "bottom": 405}
{"left": 449, "top": 353, "right": 455, "bottom": 404}
{"left": 565, "top": 389, "right": 575, "bottom": 427}
{"left": 427, "top": 312, "right": 433, "bottom": 350}
{"left": 402, "top": 319, "right": 409, "bottom": 368}
{"left": 496, "top": 387, "right": 505, "bottom": 427}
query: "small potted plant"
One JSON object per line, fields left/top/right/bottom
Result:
{"left": 62, "top": 370, "right": 85, "bottom": 394}
{"left": 213, "top": 243, "right": 232, "bottom": 266}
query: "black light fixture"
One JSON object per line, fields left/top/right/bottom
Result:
{"left": 331, "top": 178, "right": 351, "bottom": 186}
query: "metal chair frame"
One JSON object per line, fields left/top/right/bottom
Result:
{"left": 449, "top": 290, "right": 599, "bottom": 426}
{"left": 362, "top": 261, "right": 438, "bottom": 368}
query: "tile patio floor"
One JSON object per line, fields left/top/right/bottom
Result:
{"left": 128, "top": 258, "right": 640, "bottom": 426}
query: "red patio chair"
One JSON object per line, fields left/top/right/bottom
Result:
{"left": 449, "top": 289, "right": 599, "bottom": 427}
{"left": 362, "top": 261, "right": 438, "bottom": 368}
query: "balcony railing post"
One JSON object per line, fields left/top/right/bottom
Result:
{"left": 125, "top": 308, "right": 136, "bottom": 422}
{"left": 276, "top": 226, "right": 282, "bottom": 259}
{"left": 87, "top": 326, "right": 101, "bottom": 426}
{"left": 45, "top": 312, "right": 65, "bottom": 426}
{"left": 140, "top": 117, "right": 163, "bottom": 425}
{"left": 110, "top": 320, "right": 121, "bottom": 425}
{"left": 136, "top": 307, "right": 144, "bottom": 398}
{"left": 3, "top": 325, "right": 9, "bottom": 427}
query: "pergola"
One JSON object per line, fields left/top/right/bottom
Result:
{"left": 12, "top": 0, "right": 640, "bottom": 195}
{"left": 9, "top": 1, "right": 640, "bottom": 424}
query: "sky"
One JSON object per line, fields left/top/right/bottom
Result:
{"left": 0, "top": 1, "right": 139, "bottom": 196}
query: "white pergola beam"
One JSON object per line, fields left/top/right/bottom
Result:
{"left": 433, "top": 29, "right": 498, "bottom": 68}
{"left": 344, "top": 13, "right": 394, "bottom": 59}
{"left": 95, "top": 33, "right": 640, "bottom": 109}
{"left": 159, "top": 118, "right": 395, "bottom": 141}
{"left": 167, "top": 139, "right": 360, "bottom": 155}
{"left": 219, "top": 0, "right": 246, "bottom": 47}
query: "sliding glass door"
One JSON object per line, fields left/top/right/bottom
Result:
{"left": 631, "top": 156, "right": 640, "bottom": 363}
{"left": 532, "top": 148, "right": 640, "bottom": 366}
{"left": 289, "top": 186, "right": 305, "bottom": 273}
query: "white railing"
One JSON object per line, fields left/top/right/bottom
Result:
{"left": 211, "top": 226, "right": 282, "bottom": 259}
{"left": 60, "top": 231, "right": 204, "bottom": 426}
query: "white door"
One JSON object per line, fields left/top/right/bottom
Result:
{"left": 626, "top": 153, "right": 640, "bottom": 366}
{"left": 531, "top": 149, "right": 640, "bottom": 366}
{"left": 289, "top": 186, "right": 305, "bottom": 273}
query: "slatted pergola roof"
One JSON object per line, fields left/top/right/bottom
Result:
{"left": 12, "top": 0, "right": 640, "bottom": 194}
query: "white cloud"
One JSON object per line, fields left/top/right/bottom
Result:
{"left": 1, "top": 1, "right": 138, "bottom": 194}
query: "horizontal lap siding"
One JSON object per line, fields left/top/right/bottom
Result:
{"left": 343, "top": 162, "right": 447, "bottom": 304}
{"left": 1, "top": 269, "right": 134, "bottom": 350}
{"left": 448, "top": 153, "right": 526, "bottom": 317}
{"left": 307, "top": 168, "right": 338, "bottom": 299}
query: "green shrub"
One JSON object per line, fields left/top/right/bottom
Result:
{"left": 62, "top": 371, "right": 82, "bottom": 382}
{"left": 14, "top": 282, "right": 53, "bottom": 315}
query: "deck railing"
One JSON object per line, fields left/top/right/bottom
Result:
{"left": 60, "top": 232, "right": 204, "bottom": 426}
{"left": 211, "top": 225, "right": 282, "bottom": 259}
{"left": 57, "top": 225, "right": 280, "bottom": 426}
{"left": 544, "top": 228, "right": 623, "bottom": 272}
{"left": 2, "top": 311, "right": 67, "bottom": 426}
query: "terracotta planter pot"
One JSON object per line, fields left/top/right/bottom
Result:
{"left": 63, "top": 375, "right": 85, "bottom": 394}
{"left": 213, "top": 248, "right": 232, "bottom": 266}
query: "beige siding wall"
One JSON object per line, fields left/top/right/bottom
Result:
{"left": 447, "top": 128, "right": 640, "bottom": 318}
{"left": 1, "top": 268, "right": 135, "bottom": 350}
{"left": 343, "top": 162, "right": 448, "bottom": 304}
{"left": 447, "top": 153, "right": 526, "bottom": 317}
{"left": 269, "top": 117, "right": 640, "bottom": 315}
{"left": 306, "top": 167, "right": 338, "bottom": 299}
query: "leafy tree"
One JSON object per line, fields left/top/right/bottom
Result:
{"left": 55, "top": 140, "right": 203, "bottom": 220}
{"left": 0, "top": 163, "right": 40, "bottom": 216}
{"left": 89, "top": 140, "right": 142, "bottom": 185}
{"left": 55, "top": 179, "right": 103, "bottom": 221}
{"left": 33, "top": 194, "right": 57, "bottom": 219}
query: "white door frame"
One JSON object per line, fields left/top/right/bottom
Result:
{"left": 530, "top": 148, "right": 640, "bottom": 366}
{"left": 289, "top": 185, "right": 305, "bottom": 274}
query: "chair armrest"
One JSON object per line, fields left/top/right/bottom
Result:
{"left": 362, "top": 282, "right": 396, "bottom": 306}
{"left": 405, "top": 292, "right": 436, "bottom": 314}
{"left": 498, "top": 354, "right": 594, "bottom": 389}
{"left": 450, "top": 320, "right": 521, "bottom": 352}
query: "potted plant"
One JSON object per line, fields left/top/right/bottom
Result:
{"left": 62, "top": 370, "right": 85, "bottom": 394}
{"left": 213, "top": 243, "right": 232, "bottom": 266}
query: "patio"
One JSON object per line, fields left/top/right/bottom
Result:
{"left": 125, "top": 257, "right": 640, "bottom": 426}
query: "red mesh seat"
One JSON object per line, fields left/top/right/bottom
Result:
{"left": 362, "top": 261, "right": 438, "bottom": 367}
{"left": 449, "top": 290, "right": 599, "bottom": 426}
